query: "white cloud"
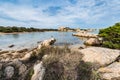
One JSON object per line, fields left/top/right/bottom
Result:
{"left": 0, "top": 0, "right": 119, "bottom": 28}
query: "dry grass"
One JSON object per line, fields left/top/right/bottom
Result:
{"left": 41, "top": 45, "right": 101, "bottom": 80}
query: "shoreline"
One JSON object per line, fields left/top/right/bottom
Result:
{"left": 0, "top": 31, "right": 59, "bottom": 35}
{"left": 0, "top": 43, "right": 83, "bottom": 51}
{"left": 0, "top": 32, "right": 30, "bottom": 35}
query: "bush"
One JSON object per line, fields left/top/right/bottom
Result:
{"left": 99, "top": 22, "right": 120, "bottom": 49}
{"left": 76, "top": 61, "right": 101, "bottom": 80}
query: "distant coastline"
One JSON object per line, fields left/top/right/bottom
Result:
{"left": 0, "top": 32, "right": 30, "bottom": 35}
{"left": 0, "top": 26, "right": 58, "bottom": 34}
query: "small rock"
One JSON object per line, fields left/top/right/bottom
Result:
{"left": 8, "top": 44, "right": 15, "bottom": 48}
{"left": 37, "top": 41, "right": 42, "bottom": 44}
{"left": 4, "top": 66, "right": 14, "bottom": 78}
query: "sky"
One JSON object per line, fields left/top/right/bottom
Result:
{"left": 0, "top": 0, "right": 120, "bottom": 29}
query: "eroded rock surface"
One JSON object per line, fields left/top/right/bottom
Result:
{"left": 80, "top": 47, "right": 120, "bottom": 66}
{"left": 31, "top": 62, "right": 45, "bottom": 80}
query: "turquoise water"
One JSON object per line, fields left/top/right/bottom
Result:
{"left": 0, "top": 32, "right": 86, "bottom": 50}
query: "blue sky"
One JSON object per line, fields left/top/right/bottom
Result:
{"left": 0, "top": 0, "right": 120, "bottom": 28}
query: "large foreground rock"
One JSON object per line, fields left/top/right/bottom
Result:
{"left": 98, "top": 62, "right": 120, "bottom": 80}
{"left": 80, "top": 47, "right": 120, "bottom": 66}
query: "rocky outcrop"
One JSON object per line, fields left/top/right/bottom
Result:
{"left": 84, "top": 38, "right": 102, "bottom": 46}
{"left": 58, "top": 26, "right": 75, "bottom": 32}
{"left": 58, "top": 26, "right": 70, "bottom": 31}
{"left": 31, "top": 62, "right": 45, "bottom": 80}
{"left": 21, "top": 38, "right": 56, "bottom": 62}
{"left": 0, "top": 38, "right": 56, "bottom": 80}
{"left": 80, "top": 47, "right": 120, "bottom": 66}
{"left": 98, "top": 62, "right": 120, "bottom": 80}
{"left": 73, "top": 32, "right": 98, "bottom": 38}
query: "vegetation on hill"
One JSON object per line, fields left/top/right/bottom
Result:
{"left": 99, "top": 22, "right": 120, "bottom": 49}
{"left": 0, "top": 26, "right": 58, "bottom": 33}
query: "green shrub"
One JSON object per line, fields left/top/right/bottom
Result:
{"left": 99, "top": 22, "right": 120, "bottom": 49}
{"left": 102, "top": 41, "right": 113, "bottom": 48}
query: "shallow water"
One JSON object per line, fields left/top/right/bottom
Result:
{"left": 0, "top": 32, "right": 87, "bottom": 50}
